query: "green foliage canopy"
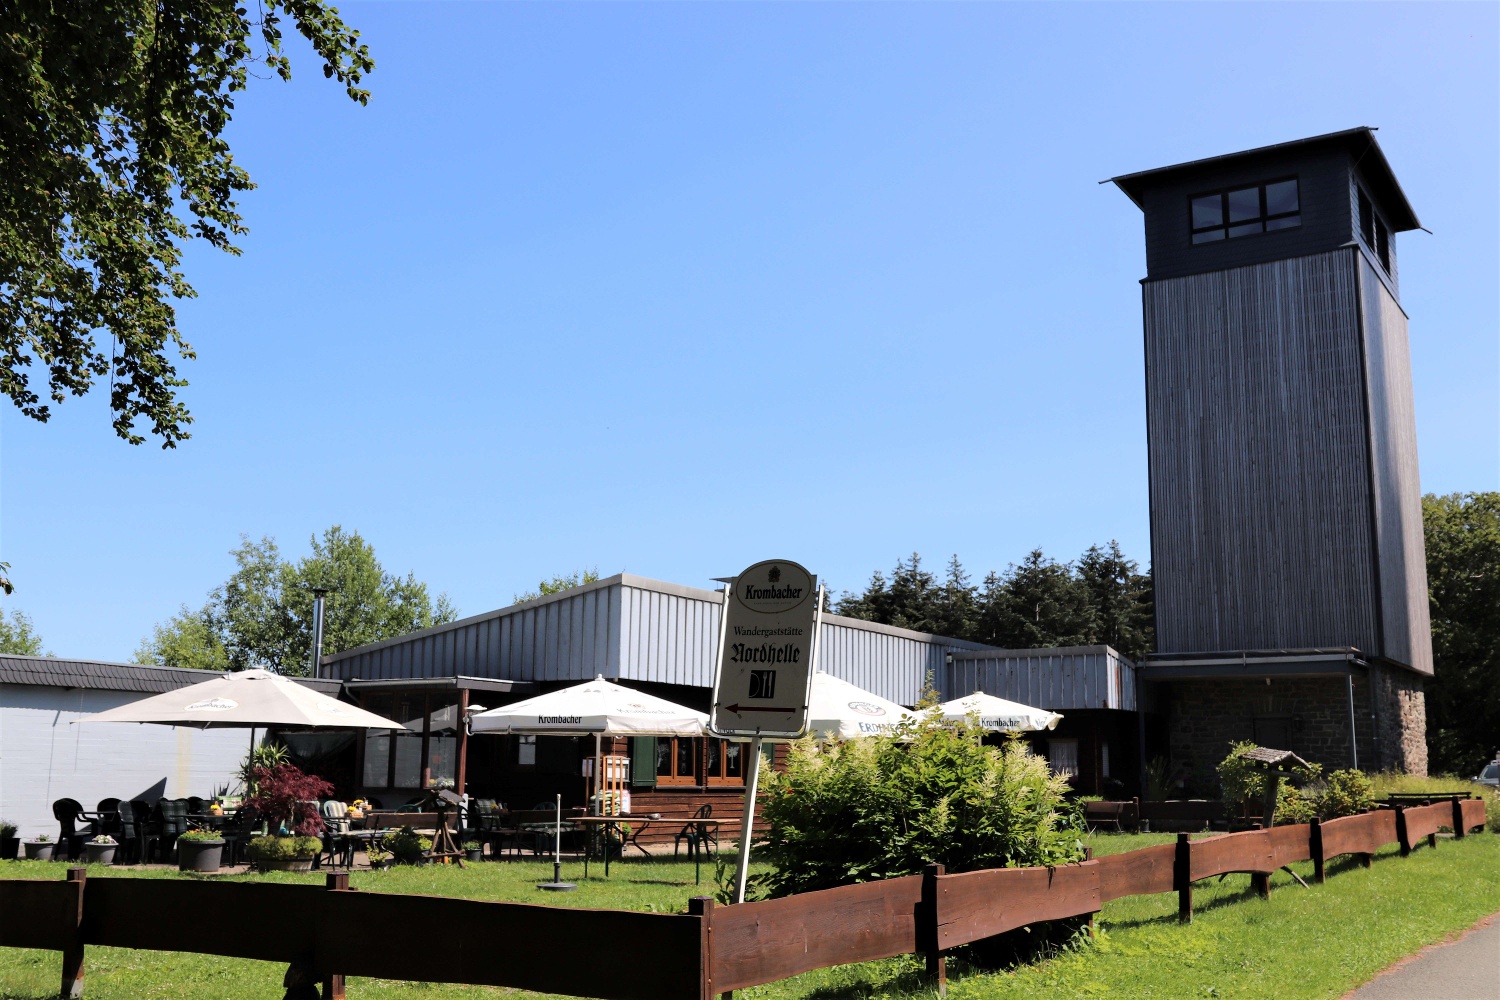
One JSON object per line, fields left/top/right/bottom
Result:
{"left": 0, "top": 607, "right": 50, "bottom": 656}
{"left": 0, "top": 0, "right": 372, "bottom": 446}
{"left": 135, "top": 525, "right": 456, "bottom": 674}
{"left": 1422, "top": 491, "right": 1500, "bottom": 776}
{"left": 755, "top": 717, "right": 1084, "bottom": 898}
{"left": 835, "top": 542, "right": 1154, "bottom": 661}
{"left": 514, "top": 568, "right": 602, "bottom": 604}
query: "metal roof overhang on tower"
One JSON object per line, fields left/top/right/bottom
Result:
{"left": 1108, "top": 127, "right": 1421, "bottom": 232}
{"left": 1139, "top": 648, "right": 1368, "bottom": 681}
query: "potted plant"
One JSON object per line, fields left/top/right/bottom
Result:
{"left": 243, "top": 760, "right": 333, "bottom": 873}
{"left": 23, "top": 834, "right": 55, "bottom": 861}
{"left": 463, "top": 839, "right": 484, "bottom": 863}
{"left": 380, "top": 826, "right": 431, "bottom": 866}
{"left": 0, "top": 821, "right": 18, "bottom": 861}
{"left": 85, "top": 835, "right": 118, "bottom": 865}
{"left": 365, "top": 843, "right": 392, "bottom": 870}
{"left": 176, "top": 829, "right": 226, "bottom": 872}
{"left": 246, "top": 834, "right": 323, "bottom": 872}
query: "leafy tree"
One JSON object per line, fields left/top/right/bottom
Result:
{"left": 1423, "top": 491, "right": 1500, "bottom": 776}
{"left": 0, "top": 607, "right": 50, "bottom": 656}
{"left": 137, "top": 525, "right": 457, "bottom": 674}
{"left": 1075, "top": 540, "right": 1154, "bottom": 661}
{"left": 0, "top": 1, "right": 373, "bottom": 446}
{"left": 976, "top": 549, "right": 1097, "bottom": 649}
{"left": 133, "top": 603, "right": 227, "bottom": 670}
{"left": 514, "top": 568, "right": 602, "bottom": 604}
{"left": 835, "top": 553, "right": 977, "bottom": 637}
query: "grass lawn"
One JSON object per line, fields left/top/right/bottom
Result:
{"left": 2, "top": 832, "right": 1496, "bottom": 999}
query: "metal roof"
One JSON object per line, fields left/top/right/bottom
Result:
{"left": 0, "top": 655, "right": 341, "bottom": 695}
{"left": 1109, "top": 127, "right": 1420, "bottom": 232}
{"left": 321, "top": 573, "right": 998, "bottom": 705}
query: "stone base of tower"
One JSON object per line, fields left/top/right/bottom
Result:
{"left": 1143, "top": 653, "right": 1430, "bottom": 794}
{"left": 1370, "top": 663, "right": 1428, "bottom": 775}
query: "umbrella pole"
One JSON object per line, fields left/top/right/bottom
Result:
{"left": 732, "top": 737, "right": 763, "bottom": 904}
{"left": 537, "top": 792, "right": 576, "bottom": 891}
{"left": 593, "top": 733, "right": 602, "bottom": 814}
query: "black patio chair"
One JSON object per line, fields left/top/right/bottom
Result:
{"left": 673, "top": 804, "right": 716, "bottom": 859}
{"left": 129, "top": 800, "right": 155, "bottom": 861}
{"left": 187, "top": 796, "right": 208, "bottom": 817}
{"left": 53, "top": 798, "right": 96, "bottom": 860}
{"left": 220, "top": 806, "right": 258, "bottom": 867}
{"left": 113, "top": 800, "right": 141, "bottom": 863}
{"left": 152, "top": 798, "right": 190, "bottom": 862}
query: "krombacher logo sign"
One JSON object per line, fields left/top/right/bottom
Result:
{"left": 742, "top": 583, "right": 803, "bottom": 601}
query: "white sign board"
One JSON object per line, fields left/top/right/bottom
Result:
{"left": 710, "top": 559, "right": 820, "bottom": 738}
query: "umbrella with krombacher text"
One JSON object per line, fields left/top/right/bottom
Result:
{"left": 72, "top": 668, "right": 406, "bottom": 730}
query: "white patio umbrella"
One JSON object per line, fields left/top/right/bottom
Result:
{"left": 468, "top": 675, "right": 708, "bottom": 736}
{"left": 936, "top": 691, "right": 1063, "bottom": 733}
{"left": 469, "top": 676, "right": 708, "bottom": 813}
{"left": 73, "top": 668, "right": 405, "bottom": 730}
{"left": 800, "top": 671, "right": 920, "bottom": 741}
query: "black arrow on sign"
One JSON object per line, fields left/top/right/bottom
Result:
{"left": 725, "top": 704, "right": 797, "bottom": 714}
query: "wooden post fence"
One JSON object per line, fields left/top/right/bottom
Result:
{"left": 1, "top": 803, "right": 1489, "bottom": 1000}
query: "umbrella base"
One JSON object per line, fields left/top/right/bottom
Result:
{"left": 537, "top": 882, "right": 578, "bottom": 891}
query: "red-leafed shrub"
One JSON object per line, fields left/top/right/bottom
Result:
{"left": 246, "top": 762, "right": 333, "bottom": 836}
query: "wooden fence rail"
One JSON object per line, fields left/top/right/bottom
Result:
{"left": 0, "top": 800, "right": 1487, "bottom": 1000}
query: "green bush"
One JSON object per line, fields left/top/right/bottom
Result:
{"left": 246, "top": 834, "right": 321, "bottom": 861}
{"left": 1318, "top": 769, "right": 1376, "bottom": 819}
{"left": 755, "top": 715, "right": 1084, "bottom": 898}
{"left": 176, "top": 829, "right": 223, "bottom": 843}
{"left": 380, "top": 826, "right": 431, "bottom": 863}
{"left": 1217, "top": 742, "right": 1323, "bottom": 824}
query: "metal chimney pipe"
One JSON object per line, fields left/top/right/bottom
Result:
{"left": 309, "top": 588, "right": 330, "bottom": 678}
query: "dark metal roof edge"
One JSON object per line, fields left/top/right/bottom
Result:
{"left": 1108, "top": 127, "right": 1420, "bottom": 231}
{"left": 947, "top": 643, "right": 1127, "bottom": 662}
{"left": 343, "top": 675, "right": 538, "bottom": 693}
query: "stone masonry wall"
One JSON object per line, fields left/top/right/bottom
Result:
{"left": 1372, "top": 664, "right": 1428, "bottom": 775}
{"left": 1162, "top": 677, "right": 1372, "bottom": 793}
{"left": 1161, "top": 670, "right": 1429, "bottom": 790}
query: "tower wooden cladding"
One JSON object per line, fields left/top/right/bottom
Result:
{"left": 1112, "top": 130, "right": 1431, "bottom": 771}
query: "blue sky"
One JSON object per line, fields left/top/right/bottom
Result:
{"left": 3, "top": 2, "right": 1496, "bottom": 660}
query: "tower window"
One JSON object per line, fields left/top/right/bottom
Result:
{"left": 1190, "top": 178, "right": 1300, "bottom": 244}
{"left": 1359, "top": 188, "right": 1392, "bottom": 273}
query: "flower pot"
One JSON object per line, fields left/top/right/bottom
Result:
{"left": 465, "top": 849, "right": 484, "bottom": 863}
{"left": 85, "top": 843, "right": 118, "bottom": 866}
{"left": 23, "top": 841, "right": 55, "bottom": 861}
{"left": 0, "top": 837, "right": 18, "bottom": 861}
{"left": 254, "top": 858, "right": 314, "bottom": 873}
{"left": 177, "top": 839, "right": 225, "bottom": 873}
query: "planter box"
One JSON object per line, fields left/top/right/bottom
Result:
{"left": 85, "top": 843, "right": 119, "bottom": 865}
{"left": 254, "top": 858, "right": 314, "bottom": 873}
{"left": 0, "top": 837, "right": 18, "bottom": 861}
{"left": 177, "top": 839, "right": 225, "bottom": 873}
{"left": 22, "top": 841, "right": 55, "bottom": 861}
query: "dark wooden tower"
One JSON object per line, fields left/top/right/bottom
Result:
{"left": 1113, "top": 129, "right": 1430, "bottom": 775}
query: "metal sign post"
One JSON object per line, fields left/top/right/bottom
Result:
{"left": 710, "top": 560, "right": 822, "bottom": 904}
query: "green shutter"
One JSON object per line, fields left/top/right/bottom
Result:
{"left": 631, "top": 737, "right": 657, "bottom": 787}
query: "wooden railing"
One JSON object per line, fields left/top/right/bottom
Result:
{"left": 1, "top": 798, "right": 1486, "bottom": 1000}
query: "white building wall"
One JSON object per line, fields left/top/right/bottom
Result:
{"left": 0, "top": 684, "right": 249, "bottom": 840}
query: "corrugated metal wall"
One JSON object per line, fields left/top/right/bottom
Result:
{"left": 618, "top": 583, "right": 721, "bottom": 687}
{"left": 1358, "top": 258, "right": 1433, "bottom": 674}
{"left": 1145, "top": 248, "right": 1381, "bottom": 654}
{"left": 324, "top": 574, "right": 994, "bottom": 705}
{"left": 325, "top": 581, "right": 622, "bottom": 682}
{"left": 941, "top": 646, "right": 1137, "bottom": 711}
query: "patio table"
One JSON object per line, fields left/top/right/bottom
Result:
{"left": 575, "top": 816, "right": 726, "bottom": 882}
